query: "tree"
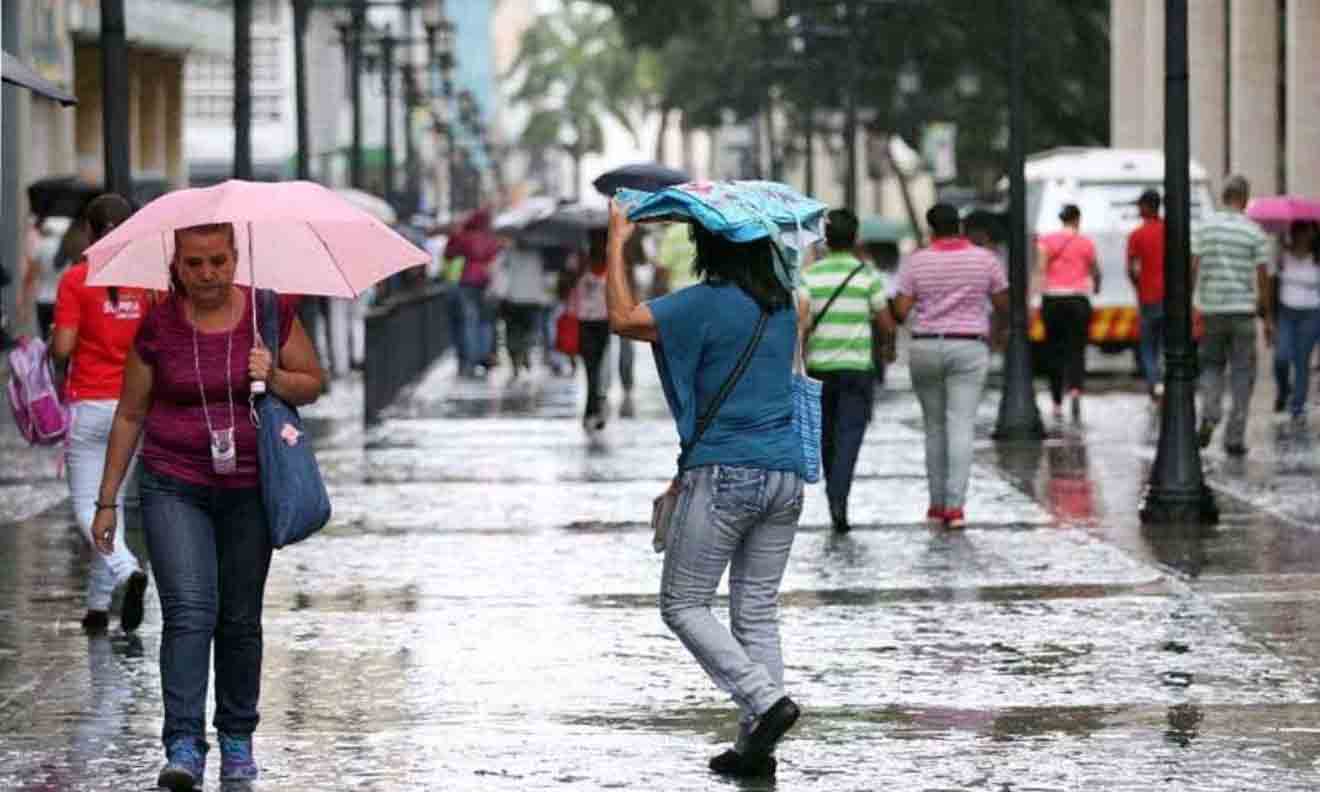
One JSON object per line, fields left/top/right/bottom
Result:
{"left": 508, "top": 2, "right": 651, "bottom": 199}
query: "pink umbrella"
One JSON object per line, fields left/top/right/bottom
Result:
{"left": 1245, "top": 195, "right": 1320, "bottom": 230}
{"left": 85, "top": 179, "right": 427, "bottom": 297}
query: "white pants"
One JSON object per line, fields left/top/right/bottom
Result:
{"left": 66, "top": 400, "right": 141, "bottom": 611}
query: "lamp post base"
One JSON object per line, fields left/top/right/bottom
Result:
{"left": 1139, "top": 483, "right": 1219, "bottom": 525}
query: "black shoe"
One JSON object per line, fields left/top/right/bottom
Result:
{"left": 1197, "top": 420, "right": 1216, "bottom": 449}
{"left": 709, "top": 749, "right": 777, "bottom": 779}
{"left": 1225, "top": 442, "right": 1248, "bottom": 457}
{"left": 829, "top": 503, "right": 850, "bottom": 534}
{"left": 81, "top": 610, "right": 109, "bottom": 634}
{"left": 120, "top": 571, "right": 148, "bottom": 633}
{"left": 742, "top": 697, "right": 801, "bottom": 759}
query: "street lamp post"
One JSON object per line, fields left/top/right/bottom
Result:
{"left": 1140, "top": 0, "right": 1217, "bottom": 525}
{"left": 234, "top": 0, "right": 253, "bottom": 179}
{"left": 992, "top": 0, "right": 1044, "bottom": 441}
{"left": 293, "top": 0, "right": 311, "bottom": 180}
{"left": 100, "top": 0, "right": 132, "bottom": 197}
{"left": 381, "top": 27, "right": 396, "bottom": 204}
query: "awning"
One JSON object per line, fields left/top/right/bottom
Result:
{"left": 1, "top": 51, "right": 76, "bottom": 106}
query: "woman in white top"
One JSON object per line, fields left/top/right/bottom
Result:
{"left": 1270, "top": 220, "right": 1320, "bottom": 422}
{"left": 572, "top": 230, "right": 611, "bottom": 433}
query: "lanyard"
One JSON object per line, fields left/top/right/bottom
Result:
{"left": 190, "top": 300, "right": 237, "bottom": 437}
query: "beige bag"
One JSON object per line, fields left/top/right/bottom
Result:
{"left": 651, "top": 478, "right": 680, "bottom": 553}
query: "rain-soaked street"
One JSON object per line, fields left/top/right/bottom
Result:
{"left": 4, "top": 346, "right": 1320, "bottom": 791}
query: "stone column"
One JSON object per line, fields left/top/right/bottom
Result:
{"left": 1287, "top": 0, "right": 1320, "bottom": 196}
{"left": 165, "top": 57, "right": 185, "bottom": 188}
{"left": 1142, "top": 0, "right": 1166, "bottom": 148}
{"left": 1229, "top": 0, "right": 1279, "bottom": 194}
{"left": 1111, "top": 0, "right": 1148, "bottom": 147}
{"left": 1189, "top": 0, "right": 1227, "bottom": 188}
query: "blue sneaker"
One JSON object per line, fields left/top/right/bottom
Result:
{"left": 218, "top": 732, "right": 259, "bottom": 783}
{"left": 158, "top": 737, "right": 206, "bottom": 791}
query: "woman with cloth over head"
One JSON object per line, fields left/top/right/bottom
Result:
{"left": 605, "top": 201, "right": 805, "bottom": 779}
{"left": 89, "top": 222, "right": 323, "bottom": 791}
{"left": 50, "top": 193, "right": 152, "bottom": 635}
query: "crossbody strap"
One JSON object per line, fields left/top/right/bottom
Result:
{"left": 677, "top": 308, "right": 770, "bottom": 470}
{"left": 808, "top": 261, "right": 868, "bottom": 337}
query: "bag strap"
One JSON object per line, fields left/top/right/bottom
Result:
{"left": 677, "top": 308, "right": 769, "bottom": 470}
{"left": 808, "top": 261, "right": 868, "bottom": 337}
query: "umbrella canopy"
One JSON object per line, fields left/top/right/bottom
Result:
{"left": 335, "top": 188, "right": 396, "bottom": 225}
{"left": 516, "top": 204, "right": 608, "bottom": 249}
{"left": 493, "top": 196, "right": 558, "bottom": 234}
{"left": 1246, "top": 195, "right": 1320, "bottom": 230}
{"left": 85, "top": 180, "right": 427, "bottom": 298}
{"left": 27, "top": 175, "right": 101, "bottom": 219}
{"left": 2, "top": 51, "right": 77, "bottom": 106}
{"left": 858, "top": 215, "right": 913, "bottom": 244}
{"left": 592, "top": 163, "right": 689, "bottom": 198}
{"left": 618, "top": 181, "right": 826, "bottom": 243}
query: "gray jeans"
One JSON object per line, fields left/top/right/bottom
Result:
{"left": 660, "top": 465, "right": 803, "bottom": 738}
{"left": 909, "top": 339, "right": 990, "bottom": 510}
{"left": 1198, "top": 313, "right": 1257, "bottom": 448}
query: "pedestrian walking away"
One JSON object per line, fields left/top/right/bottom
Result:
{"left": 19, "top": 214, "right": 64, "bottom": 339}
{"left": 1037, "top": 204, "right": 1100, "bottom": 423}
{"left": 444, "top": 209, "right": 504, "bottom": 379}
{"left": 1127, "top": 189, "right": 1167, "bottom": 402}
{"left": 574, "top": 230, "right": 612, "bottom": 434}
{"left": 89, "top": 222, "right": 325, "bottom": 791}
{"left": 48, "top": 193, "right": 151, "bottom": 635}
{"left": 1267, "top": 220, "right": 1320, "bottom": 423}
{"left": 496, "top": 242, "right": 551, "bottom": 384}
{"left": 893, "top": 203, "right": 1009, "bottom": 529}
{"left": 801, "top": 208, "right": 895, "bottom": 533}
{"left": 1193, "top": 175, "right": 1273, "bottom": 456}
{"left": 604, "top": 199, "right": 805, "bottom": 779}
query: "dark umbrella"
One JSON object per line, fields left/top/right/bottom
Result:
{"left": 27, "top": 176, "right": 101, "bottom": 219}
{"left": 2, "top": 51, "right": 77, "bottom": 106}
{"left": 592, "top": 163, "right": 689, "bottom": 198}
{"left": 517, "top": 204, "right": 608, "bottom": 249}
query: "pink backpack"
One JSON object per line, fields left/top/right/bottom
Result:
{"left": 6, "top": 336, "right": 70, "bottom": 446}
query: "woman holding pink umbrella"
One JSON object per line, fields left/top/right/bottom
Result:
{"left": 81, "top": 180, "right": 425, "bottom": 791}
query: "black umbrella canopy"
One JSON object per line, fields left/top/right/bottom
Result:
{"left": 2, "top": 51, "right": 77, "bottom": 106}
{"left": 27, "top": 176, "right": 101, "bottom": 219}
{"left": 516, "top": 204, "right": 609, "bottom": 249}
{"left": 592, "top": 163, "right": 689, "bottom": 198}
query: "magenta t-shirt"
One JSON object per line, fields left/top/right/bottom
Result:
{"left": 895, "top": 239, "right": 1008, "bottom": 336}
{"left": 135, "top": 289, "right": 295, "bottom": 489}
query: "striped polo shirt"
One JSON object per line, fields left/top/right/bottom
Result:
{"left": 1191, "top": 210, "right": 1272, "bottom": 315}
{"left": 802, "top": 252, "right": 887, "bottom": 372}
{"left": 894, "top": 238, "right": 1008, "bottom": 336}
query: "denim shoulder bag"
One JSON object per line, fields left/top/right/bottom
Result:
{"left": 254, "top": 290, "right": 332, "bottom": 548}
{"left": 651, "top": 308, "right": 769, "bottom": 552}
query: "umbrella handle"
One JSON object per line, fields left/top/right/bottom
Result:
{"left": 248, "top": 221, "right": 267, "bottom": 396}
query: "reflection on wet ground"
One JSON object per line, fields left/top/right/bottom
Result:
{"left": 5, "top": 356, "right": 1320, "bottom": 789}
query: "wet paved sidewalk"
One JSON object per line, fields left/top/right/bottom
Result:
{"left": 3, "top": 351, "right": 1320, "bottom": 790}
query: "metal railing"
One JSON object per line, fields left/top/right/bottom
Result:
{"left": 364, "top": 284, "right": 452, "bottom": 426}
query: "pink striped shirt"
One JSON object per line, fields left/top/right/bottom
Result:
{"left": 894, "top": 239, "right": 1008, "bottom": 336}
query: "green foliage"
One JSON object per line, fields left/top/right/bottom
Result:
{"left": 593, "top": 0, "right": 1110, "bottom": 191}
{"left": 508, "top": 1, "right": 647, "bottom": 160}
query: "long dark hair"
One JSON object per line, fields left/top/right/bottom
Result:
{"left": 83, "top": 193, "right": 134, "bottom": 305}
{"left": 690, "top": 226, "right": 791, "bottom": 311}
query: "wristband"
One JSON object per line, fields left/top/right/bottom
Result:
{"left": 94, "top": 502, "right": 116, "bottom": 511}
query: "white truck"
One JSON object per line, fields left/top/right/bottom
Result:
{"left": 1020, "top": 147, "right": 1216, "bottom": 354}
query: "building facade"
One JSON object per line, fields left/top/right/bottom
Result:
{"left": 1112, "top": 0, "right": 1320, "bottom": 197}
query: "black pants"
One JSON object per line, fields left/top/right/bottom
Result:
{"left": 36, "top": 302, "right": 55, "bottom": 341}
{"left": 1042, "top": 296, "right": 1092, "bottom": 405}
{"left": 502, "top": 302, "right": 541, "bottom": 372}
{"left": 813, "top": 369, "right": 874, "bottom": 519}
{"left": 579, "top": 320, "right": 611, "bottom": 420}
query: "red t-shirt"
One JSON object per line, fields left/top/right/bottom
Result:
{"left": 1127, "top": 218, "right": 1166, "bottom": 305}
{"left": 53, "top": 262, "right": 154, "bottom": 401}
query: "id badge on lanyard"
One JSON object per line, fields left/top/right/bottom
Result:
{"left": 210, "top": 427, "right": 238, "bottom": 475}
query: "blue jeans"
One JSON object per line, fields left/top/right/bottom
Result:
{"left": 1275, "top": 305, "right": 1320, "bottom": 416}
{"left": 811, "top": 369, "right": 874, "bottom": 520}
{"left": 141, "top": 469, "right": 273, "bottom": 749}
{"left": 660, "top": 465, "right": 802, "bottom": 739}
{"left": 457, "top": 285, "right": 494, "bottom": 373}
{"left": 1139, "top": 302, "right": 1165, "bottom": 390}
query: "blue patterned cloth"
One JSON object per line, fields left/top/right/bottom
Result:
{"left": 792, "top": 372, "right": 823, "bottom": 483}
{"left": 618, "top": 180, "right": 827, "bottom": 292}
